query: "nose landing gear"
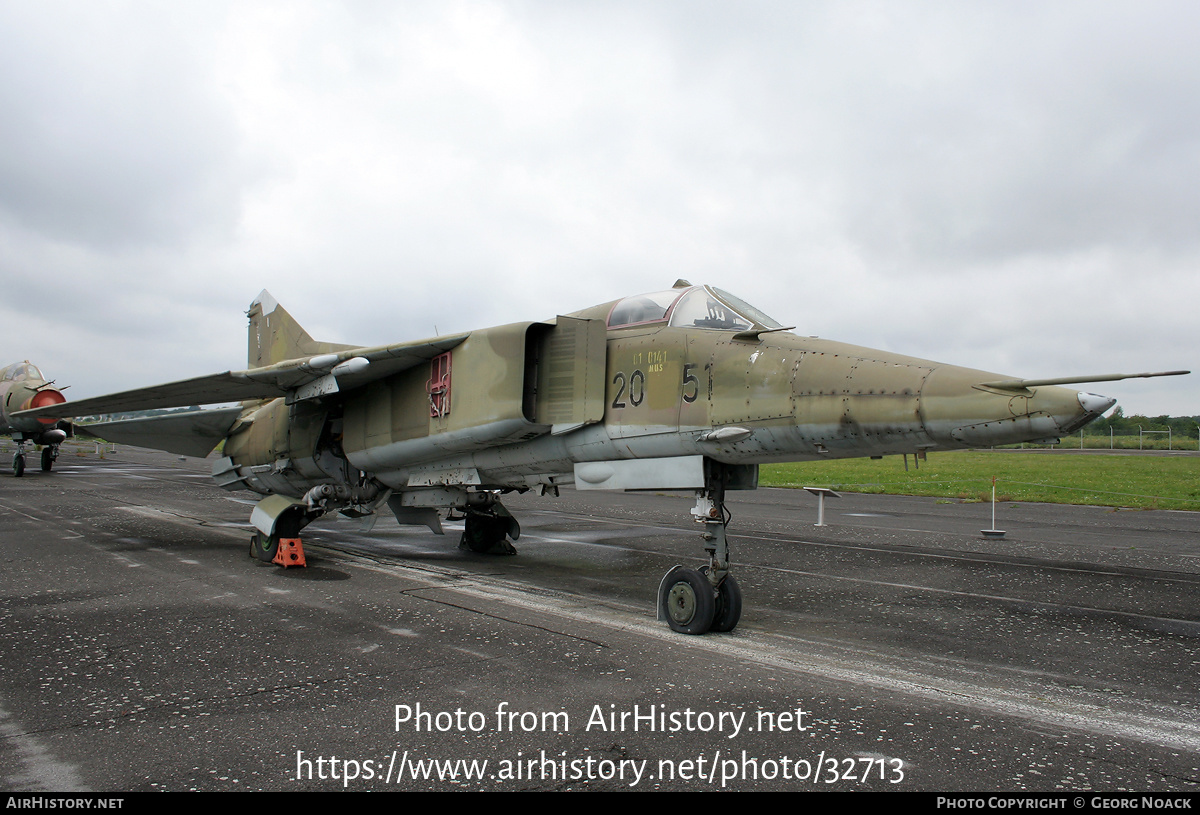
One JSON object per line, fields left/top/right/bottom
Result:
{"left": 657, "top": 468, "right": 745, "bottom": 635}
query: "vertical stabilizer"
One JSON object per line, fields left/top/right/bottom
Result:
{"left": 247, "top": 291, "right": 358, "bottom": 368}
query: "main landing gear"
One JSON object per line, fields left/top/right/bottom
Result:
{"left": 249, "top": 531, "right": 280, "bottom": 562}
{"left": 248, "top": 499, "right": 321, "bottom": 569}
{"left": 249, "top": 532, "right": 306, "bottom": 567}
{"left": 658, "top": 473, "right": 744, "bottom": 635}
{"left": 459, "top": 504, "right": 520, "bottom": 556}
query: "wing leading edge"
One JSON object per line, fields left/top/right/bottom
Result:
{"left": 15, "top": 333, "right": 470, "bottom": 420}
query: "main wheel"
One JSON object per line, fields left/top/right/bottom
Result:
{"left": 460, "top": 513, "right": 516, "bottom": 555}
{"left": 709, "top": 572, "right": 743, "bottom": 633}
{"left": 659, "top": 566, "right": 716, "bottom": 635}
{"left": 250, "top": 532, "right": 279, "bottom": 563}
{"left": 41, "top": 447, "right": 54, "bottom": 472}
{"left": 12, "top": 454, "right": 24, "bottom": 478}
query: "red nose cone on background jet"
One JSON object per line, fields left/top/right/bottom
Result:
{"left": 25, "top": 388, "right": 66, "bottom": 425}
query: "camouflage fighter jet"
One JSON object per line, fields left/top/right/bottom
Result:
{"left": 0, "top": 361, "right": 70, "bottom": 476}
{"left": 16, "top": 284, "right": 1187, "bottom": 634}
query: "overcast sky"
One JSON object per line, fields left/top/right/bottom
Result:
{"left": 1, "top": 0, "right": 1196, "bottom": 416}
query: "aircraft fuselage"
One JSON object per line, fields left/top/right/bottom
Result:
{"left": 21, "top": 284, "right": 1179, "bottom": 633}
{"left": 320, "top": 324, "right": 1112, "bottom": 493}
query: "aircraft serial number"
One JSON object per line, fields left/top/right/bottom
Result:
{"left": 611, "top": 364, "right": 704, "bottom": 409}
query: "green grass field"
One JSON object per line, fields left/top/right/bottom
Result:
{"left": 761, "top": 451, "right": 1200, "bottom": 510}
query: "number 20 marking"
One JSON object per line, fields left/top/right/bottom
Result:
{"left": 611, "top": 370, "right": 646, "bottom": 409}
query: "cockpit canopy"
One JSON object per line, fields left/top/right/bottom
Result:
{"left": 607, "top": 285, "right": 784, "bottom": 332}
{"left": 1, "top": 362, "right": 44, "bottom": 382}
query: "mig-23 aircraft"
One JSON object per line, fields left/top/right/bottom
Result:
{"left": 16, "top": 283, "right": 1187, "bottom": 634}
{"left": 0, "top": 361, "right": 70, "bottom": 476}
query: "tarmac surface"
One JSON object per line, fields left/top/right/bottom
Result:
{"left": 1, "top": 445, "right": 1197, "bottom": 791}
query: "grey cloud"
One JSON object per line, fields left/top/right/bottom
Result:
{"left": 0, "top": 3, "right": 257, "bottom": 250}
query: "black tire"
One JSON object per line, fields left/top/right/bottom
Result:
{"left": 709, "top": 572, "right": 743, "bottom": 633}
{"left": 12, "top": 455, "right": 24, "bottom": 478}
{"left": 41, "top": 447, "right": 53, "bottom": 472}
{"left": 659, "top": 566, "right": 715, "bottom": 635}
{"left": 250, "top": 532, "right": 279, "bottom": 563}
{"left": 461, "top": 513, "right": 508, "bottom": 553}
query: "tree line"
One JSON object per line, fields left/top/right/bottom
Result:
{"left": 1087, "top": 408, "right": 1200, "bottom": 438}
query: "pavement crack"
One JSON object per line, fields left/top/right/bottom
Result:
{"left": 400, "top": 591, "right": 610, "bottom": 647}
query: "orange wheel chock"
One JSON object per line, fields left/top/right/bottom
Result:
{"left": 273, "top": 538, "right": 307, "bottom": 568}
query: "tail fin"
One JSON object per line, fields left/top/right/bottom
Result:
{"left": 247, "top": 290, "right": 358, "bottom": 368}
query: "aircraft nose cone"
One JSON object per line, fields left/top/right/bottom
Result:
{"left": 24, "top": 386, "right": 67, "bottom": 426}
{"left": 1077, "top": 391, "right": 1117, "bottom": 415}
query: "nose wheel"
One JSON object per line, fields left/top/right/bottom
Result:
{"left": 12, "top": 440, "right": 27, "bottom": 477}
{"left": 707, "top": 570, "right": 742, "bottom": 633}
{"left": 659, "top": 567, "right": 716, "bottom": 634}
